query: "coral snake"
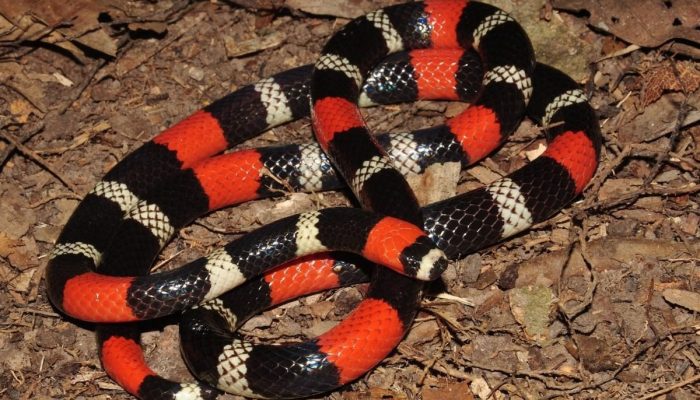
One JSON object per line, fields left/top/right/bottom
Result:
{"left": 45, "top": 0, "right": 601, "bottom": 399}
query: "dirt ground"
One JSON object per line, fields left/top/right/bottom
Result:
{"left": 1, "top": 1, "right": 699, "bottom": 399}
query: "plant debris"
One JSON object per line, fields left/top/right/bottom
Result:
{"left": 1, "top": 1, "right": 698, "bottom": 399}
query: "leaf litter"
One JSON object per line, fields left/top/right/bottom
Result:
{"left": 0, "top": 0, "right": 698, "bottom": 399}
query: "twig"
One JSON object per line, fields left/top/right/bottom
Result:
{"left": 594, "top": 44, "right": 641, "bottom": 63}
{"left": 638, "top": 374, "right": 700, "bottom": 400}
{"left": 397, "top": 343, "right": 476, "bottom": 381}
{"left": 193, "top": 220, "right": 253, "bottom": 235}
{"left": 399, "top": 343, "right": 582, "bottom": 391}
{"left": 0, "top": 18, "right": 76, "bottom": 60}
{"left": 16, "top": 307, "right": 61, "bottom": 318}
{"left": 0, "top": 57, "right": 107, "bottom": 174}
{"left": 540, "top": 327, "right": 696, "bottom": 399}
{"left": 28, "top": 191, "right": 82, "bottom": 207}
{"left": 0, "top": 130, "right": 79, "bottom": 193}
{"left": 151, "top": 249, "right": 186, "bottom": 272}
{"left": 0, "top": 121, "right": 44, "bottom": 167}
{"left": 589, "top": 182, "right": 700, "bottom": 210}
{"left": 57, "top": 58, "right": 108, "bottom": 115}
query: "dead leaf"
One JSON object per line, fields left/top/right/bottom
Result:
{"left": 423, "top": 382, "right": 474, "bottom": 400}
{"left": 223, "top": 31, "right": 285, "bottom": 58}
{"left": 618, "top": 92, "right": 700, "bottom": 145}
{"left": 126, "top": 21, "right": 168, "bottom": 35}
{"left": 0, "top": 189, "right": 37, "bottom": 238}
{"left": 469, "top": 377, "right": 493, "bottom": 400}
{"left": 407, "top": 161, "right": 460, "bottom": 206}
{"left": 598, "top": 178, "right": 643, "bottom": 202}
{"left": 524, "top": 141, "right": 547, "bottom": 161}
{"left": 662, "top": 288, "right": 700, "bottom": 312}
{"left": 467, "top": 165, "right": 502, "bottom": 185}
{"left": 553, "top": 0, "right": 700, "bottom": 58}
{"left": 404, "top": 320, "right": 439, "bottom": 346}
{"left": 308, "top": 300, "right": 334, "bottom": 319}
{"left": 9, "top": 268, "right": 35, "bottom": 292}
{"left": 285, "top": 0, "right": 380, "bottom": 19}
{"left": 0, "top": 232, "right": 20, "bottom": 258}
{"left": 509, "top": 286, "right": 557, "bottom": 344}
{"left": 574, "top": 334, "right": 621, "bottom": 372}
{"left": 0, "top": 62, "right": 48, "bottom": 113}
{"left": 642, "top": 61, "right": 700, "bottom": 106}
{"left": 114, "top": 12, "right": 204, "bottom": 77}
{"left": 0, "top": 0, "right": 126, "bottom": 57}
{"left": 515, "top": 238, "right": 700, "bottom": 289}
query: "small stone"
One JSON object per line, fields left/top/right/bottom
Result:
{"left": 188, "top": 66, "right": 204, "bottom": 81}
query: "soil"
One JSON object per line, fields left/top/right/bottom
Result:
{"left": 1, "top": 1, "right": 699, "bottom": 399}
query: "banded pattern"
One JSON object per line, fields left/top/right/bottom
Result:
{"left": 44, "top": 1, "right": 602, "bottom": 399}
{"left": 180, "top": 63, "right": 600, "bottom": 399}
{"left": 47, "top": 45, "right": 485, "bottom": 399}
{"left": 57, "top": 208, "right": 445, "bottom": 322}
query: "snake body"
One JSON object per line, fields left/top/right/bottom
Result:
{"left": 45, "top": 1, "right": 601, "bottom": 399}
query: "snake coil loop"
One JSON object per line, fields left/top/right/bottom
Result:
{"left": 46, "top": 1, "right": 601, "bottom": 399}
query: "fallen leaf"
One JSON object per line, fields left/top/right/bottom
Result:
{"left": 223, "top": 31, "right": 285, "bottom": 58}
{"left": 0, "top": 62, "right": 48, "bottom": 112}
{"left": 553, "top": 0, "right": 700, "bottom": 58}
{"left": 423, "top": 381, "right": 474, "bottom": 400}
{"left": 524, "top": 141, "right": 547, "bottom": 161}
{"left": 469, "top": 377, "right": 492, "bottom": 400}
{"left": 9, "top": 268, "right": 35, "bottom": 292}
{"left": 407, "top": 161, "right": 460, "bottom": 206}
{"left": 573, "top": 334, "right": 621, "bottom": 372}
{"left": 598, "top": 178, "right": 643, "bottom": 202}
{"left": 0, "top": 0, "right": 125, "bottom": 57}
{"left": 642, "top": 61, "right": 700, "bottom": 106}
{"left": 0, "top": 232, "right": 19, "bottom": 258}
{"left": 467, "top": 165, "right": 502, "bottom": 185}
{"left": 404, "top": 320, "right": 439, "bottom": 346}
{"left": 662, "top": 288, "right": 700, "bottom": 312}
{"left": 285, "top": 0, "right": 379, "bottom": 19}
{"left": 509, "top": 286, "right": 557, "bottom": 344}
{"left": 618, "top": 92, "right": 700, "bottom": 145}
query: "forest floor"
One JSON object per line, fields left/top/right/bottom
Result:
{"left": 1, "top": 1, "right": 699, "bottom": 399}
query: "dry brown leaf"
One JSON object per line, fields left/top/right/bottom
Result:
{"left": 422, "top": 382, "right": 474, "bottom": 400}
{"left": 662, "top": 288, "right": 700, "bottom": 312}
{"left": 467, "top": 165, "right": 502, "bottom": 185}
{"left": 508, "top": 286, "right": 557, "bottom": 345}
{"left": 0, "top": 0, "right": 125, "bottom": 57}
{"left": 642, "top": 61, "right": 700, "bottom": 106}
{"left": 553, "top": 0, "right": 700, "bottom": 58}
{"left": 285, "top": 0, "right": 386, "bottom": 19}
{"left": 0, "top": 232, "right": 19, "bottom": 258}
{"left": 404, "top": 320, "right": 439, "bottom": 346}
{"left": 223, "top": 31, "right": 286, "bottom": 58}
{"left": 0, "top": 62, "right": 48, "bottom": 113}
{"left": 9, "top": 268, "right": 35, "bottom": 292}
{"left": 407, "top": 161, "right": 460, "bottom": 206}
{"left": 514, "top": 238, "right": 700, "bottom": 289}
{"left": 618, "top": 92, "right": 700, "bottom": 144}
{"left": 597, "top": 178, "right": 643, "bottom": 202}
